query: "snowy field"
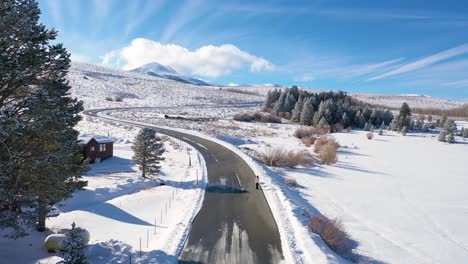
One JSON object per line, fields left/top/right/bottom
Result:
{"left": 0, "top": 118, "right": 207, "bottom": 263}
{"left": 111, "top": 106, "right": 468, "bottom": 263}
{"left": 243, "top": 127, "right": 468, "bottom": 263}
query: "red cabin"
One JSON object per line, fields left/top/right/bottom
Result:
{"left": 78, "top": 135, "right": 114, "bottom": 163}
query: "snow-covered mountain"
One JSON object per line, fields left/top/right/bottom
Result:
{"left": 130, "top": 62, "right": 211, "bottom": 86}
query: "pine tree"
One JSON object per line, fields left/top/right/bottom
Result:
{"left": 363, "top": 122, "right": 369, "bottom": 131}
{"left": 401, "top": 126, "right": 408, "bottom": 136}
{"left": 59, "top": 223, "right": 88, "bottom": 264}
{"left": 132, "top": 128, "right": 165, "bottom": 178}
{"left": 378, "top": 127, "right": 383, "bottom": 135}
{"left": 341, "top": 112, "right": 350, "bottom": 128}
{"left": 291, "top": 96, "right": 304, "bottom": 122}
{"left": 399, "top": 102, "right": 411, "bottom": 118}
{"left": 318, "top": 117, "right": 328, "bottom": 127}
{"left": 272, "top": 91, "right": 286, "bottom": 115}
{"left": 262, "top": 90, "right": 273, "bottom": 111}
{"left": 462, "top": 127, "right": 468, "bottom": 138}
{"left": 443, "top": 119, "right": 457, "bottom": 133}
{"left": 446, "top": 132, "right": 455, "bottom": 144}
{"left": 1, "top": 0, "right": 87, "bottom": 235}
{"left": 283, "top": 92, "right": 297, "bottom": 114}
{"left": 312, "top": 111, "right": 321, "bottom": 126}
{"left": 438, "top": 131, "right": 447, "bottom": 142}
{"left": 299, "top": 98, "right": 314, "bottom": 126}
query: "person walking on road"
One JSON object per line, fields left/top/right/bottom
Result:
{"left": 255, "top": 175, "right": 260, "bottom": 190}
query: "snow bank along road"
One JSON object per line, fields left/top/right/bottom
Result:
{"left": 83, "top": 108, "right": 285, "bottom": 264}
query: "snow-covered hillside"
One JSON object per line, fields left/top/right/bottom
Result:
{"left": 130, "top": 62, "right": 211, "bottom": 86}
{"left": 68, "top": 62, "right": 262, "bottom": 110}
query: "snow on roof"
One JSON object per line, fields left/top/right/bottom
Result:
{"left": 78, "top": 134, "right": 114, "bottom": 145}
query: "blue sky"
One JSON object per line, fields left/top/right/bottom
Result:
{"left": 37, "top": 0, "right": 468, "bottom": 100}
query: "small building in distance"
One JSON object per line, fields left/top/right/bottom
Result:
{"left": 78, "top": 135, "right": 114, "bottom": 163}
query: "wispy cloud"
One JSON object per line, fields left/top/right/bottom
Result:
{"left": 44, "top": 0, "right": 62, "bottom": 28}
{"left": 160, "top": 0, "right": 206, "bottom": 43}
{"left": 367, "top": 43, "right": 468, "bottom": 81}
{"left": 225, "top": 3, "right": 430, "bottom": 20}
{"left": 125, "top": 0, "right": 167, "bottom": 36}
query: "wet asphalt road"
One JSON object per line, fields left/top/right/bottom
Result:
{"left": 83, "top": 107, "right": 284, "bottom": 264}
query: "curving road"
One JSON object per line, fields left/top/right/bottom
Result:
{"left": 83, "top": 107, "right": 284, "bottom": 264}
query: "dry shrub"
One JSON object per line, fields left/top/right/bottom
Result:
{"left": 233, "top": 112, "right": 281, "bottom": 123}
{"left": 285, "top": 177, "right": 298, "bottom": 188}
{"left": 332, "top": 123, "right": 344, "bottom": 133}
{"left": 366, "top": 132, "right": 374, "bottom": 140}
{"left": 294, "top": 127, "right": 314, "bottom": 139}
{"left": 309, "top": 216, "right": 353, "bottom": 258}
{"left": 301, "top": 136, "right": 317, "bottom": 147}
{"left": 314, "top": 137, "right": 339, "bottom": 164}
{"left": 314, "top": 137, "right": 339, "bottom": 154}
{"left": 257, "top": 148, "right": 313, "bottom": 168}
{"left": 318, "top": 143, "right": 338, "bottom": 164}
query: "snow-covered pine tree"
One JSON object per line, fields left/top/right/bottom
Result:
{"left": 341, "top": 112, "right": 350, "bottom": 128}
{"left": 291, "top": 96, "right": 304, "bottom": 122}
{"left": 378, "top": 127, "right": 383, "bottom": 135}
{"left": 299, "top": 98, "right": 314, "bottom": 126}
{"left": 401, "top": 126, "right": 408, "bottom": 136}
{"left": 262, "top": 90, "right": 273, "bottom": 111}
{"left": 446, "top": 132, "right": 455, "bottom": 144}
{"left": 318, "top": 117, "right": 328, "bottom": 127}
{"left": 443, "top": 119, "right": 457, "bottom": 133}
{"left": 272, "top": 91, "right": 287, "bottom": 115}
{"left": 0, "top": 0, "right": 87, "bottom": 235}
{"left": 132, "top": 128, "right": 165, "bottom": 178}
{"left": 438, "top": 131, "right": 447, "bottom": 142}
{"left": 364, "top": 122, "right": 371, "bottom": 131}
{"left": 59, "top": 223, "right": 88, "bottom": 264}
{"left": 283, "top": 92, "right": 297, "bottom": 114}
{"left": 312, "top": 111, "right": 321, "bottom": 126}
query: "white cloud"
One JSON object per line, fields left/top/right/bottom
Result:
{"left": 368, "top": 43, "right": 468, "bottom": 81}
{"left": 103, "top": 38, "right": 274, "bottom": 78}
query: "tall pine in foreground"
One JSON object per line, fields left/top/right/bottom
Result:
{"left": 0, "top": 0, "right": 87, "bottom": 236}
{"left": 132, "top": 128, "right": 165, "bottom": 178}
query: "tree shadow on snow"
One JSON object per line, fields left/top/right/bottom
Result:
{"left": 87, "top": 239, "right": 181, "bottom": 264}
{"left": 334, "top": 162, "right": 387, "bottom": 176}
{"left": 81, "top": 203, "right": 153, "bottom": 226}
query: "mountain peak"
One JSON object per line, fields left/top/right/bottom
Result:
{"left": 130, "top": 62, "right": 211, "bottom": 86}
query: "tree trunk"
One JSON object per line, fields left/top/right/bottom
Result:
{"left": 36, "top": 199, "right": 47, "bottom": 232}
{"left": 142, "top": 158, "right": 146, "bottom": 178}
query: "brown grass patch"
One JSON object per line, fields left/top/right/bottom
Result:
{"left": 256, "top": 148, "right": 314, "bottom": 168}
{"left": 309, "top": 216, "right": 353, "bottom": 258}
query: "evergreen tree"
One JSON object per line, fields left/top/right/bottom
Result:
{"left": 283, "top": 92, "right": 297, "bottom": 114}
{"left": 364, "top": 122, "right": 371, "bottom": 131}
{"left": 312, "top": 111, "right": 321, "bottom": 126}
{"left": 443, "top": 119, "right": 457, "bottom": 133}
{"left": 299, "top": 98, "right": 314, "bottom": 126}
{"left": 318, "top": 117, "right": 328, "bottom": 127}
{"left": 401, "top": 126, "right": 408, "bottom": 136}
{"left": 341, "top": 112, "right": 350, "bottom": 128}
{"left": 462, "top": 127, "right": 468, "bottom": 138}
{"left": 427, "top": 115, "right": 433, "bottom": 122}
{"left": 399, "top": 102, "right": 411, "bottom": 118}
{"left": 272, "top": 91, "right": 286, "bottom": 115}
{"left": 0, "top": 0, "right": 87, "bottom": 235}
{"left": 438, "top": 131, "right": 447, "bottom": 142}
{"left": 291, "top": 96, "right": 304, "bottom": 122}
{"left": 262, "top": 90, "right": 273, "bottom": 111}
{"left": 378, "top": 127, "right": 383, "bottom": 136}
{"left": 59, "top": 223, "right": 88, "bottom": 264}
{"left": 380, "top": 121, "right": 385, "bottom": 130}
{"left": 446, "top": 132, "right": 455, "bottom": 144}
{"left": 132, "top": 128, "right": 165, "bottom": 178}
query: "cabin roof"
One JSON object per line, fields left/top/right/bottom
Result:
{"left": 78, "top": 134, "right": 114, "bottom": 145}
